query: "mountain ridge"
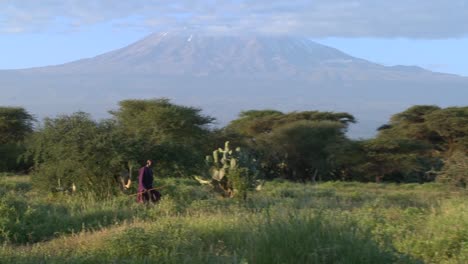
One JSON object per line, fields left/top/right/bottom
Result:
{"left": 11, "top": 32, "right": 463, "bottom": 81}
{"left": 1, "top": 32, "right": 467, "bottom": 138}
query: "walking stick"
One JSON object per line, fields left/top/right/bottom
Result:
{"left": 128, "top": 186, "right": 167, "bottom": 196}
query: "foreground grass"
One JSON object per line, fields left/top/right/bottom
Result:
{"left": 0, "top": 175, "right": 467, "bottom": 263}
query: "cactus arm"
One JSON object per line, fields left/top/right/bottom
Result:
{"left": 194, "top": 176, "right": 213, "bottom": 185}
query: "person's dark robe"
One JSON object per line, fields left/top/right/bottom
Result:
{"left": 137, "top": 166, "right": 161, "bottom": 203}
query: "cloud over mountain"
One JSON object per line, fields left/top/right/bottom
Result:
{"left": 1, "top": 0, "right": 468, "bottom": 38}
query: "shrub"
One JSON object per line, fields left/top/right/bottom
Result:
{"left": 437, "top": 151, "right": 468, "bottom": 188}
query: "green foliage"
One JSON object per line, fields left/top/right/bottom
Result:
{"left": 379, "top": 105, "right": 467, "bottom": 156}
{"left": 360, "top": 137, "right": 431, "bottom": 182}
{"left": 326, "top": 139, "right": 367, "bottom": 181}
{"left": 25, "top": 112, "right": 122, "bottom": 196}
{"left": 1, "top": 176, "right": 467, "bottom": 263}
{"left": 23, "top": 99, "right": 217, "bottom": 196}
{"left": 0, "top": 107, "right": 34, "bottom": 172}
{"left": 226, "top": 109, "right": 355, "bottom": 139}
{"left": 437, "top": 150, "right": 468, "bottom": 188}
{"left": 0, "top": 143, "right": 27, "bottom": 172}
{"left": 0, "top": 193, "right": 135, "bottom": 244}
{"left": 384, "top": 105, "right": 441, "bottom": 143}
{"left": 225, "top": 110, "right": 356, "bottom": 181}
{"left": 0, "top": 107, "right": 34, "bottom": 144}
{"left": 259, "top": 120, "right": 348, "bottom": 181}
{"left": 200, "top": 141, "right": 258, "bottom": 199}
{"left": 225, "top": 109, "right": 285, "bottom": 138}
{"left": 110, "top": 98, "right": 215, "bottom": 177}
{"left": 376, "top": 105, "right": 468, "bottom": 184}
{"left": 110, "top": 98, "right": 214, "bottom": 145}
{"left": 4, "top": 100, "right": 468, "bottom": 262}
{"left": 425, "top": 107, "right": 468, "bottom": 155}
{"left": 229, "top": 167, "right": 256, "bottom": 200}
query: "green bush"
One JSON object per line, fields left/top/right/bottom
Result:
{"left": 26, "top": 112, "right": 123, "bottom": 196}
{"left": 438, "top": 151, "right": 468, "bottom": 188}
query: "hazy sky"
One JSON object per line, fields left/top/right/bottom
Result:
{"left": 1, "top": 0, "right": 467, "bottom": 76}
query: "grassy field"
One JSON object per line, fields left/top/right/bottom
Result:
{"left": 0, "top": 175, "right": 467, "bottom": 263}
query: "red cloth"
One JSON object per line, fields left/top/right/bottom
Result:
{"left": 137, "top": 166, "right": 160, "bottom": 203}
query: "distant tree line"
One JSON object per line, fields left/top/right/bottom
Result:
{"left": 0, "top": 99, "right": 466, "bottom": 196}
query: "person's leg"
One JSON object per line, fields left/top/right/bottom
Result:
{"left": 150, "top": 190, "right": 161, "bottom": 202}
{"left": 143, "top": 191, "right": 150, "bottom": 203}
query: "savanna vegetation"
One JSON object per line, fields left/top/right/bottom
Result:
{"left": 0, "top": 99, "right": 466, "bottom": 263}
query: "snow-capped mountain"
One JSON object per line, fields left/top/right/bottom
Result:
{"left": 1, "top": 31, "right": 467, "bottom": 137}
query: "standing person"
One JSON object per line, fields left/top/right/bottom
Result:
{"left": 137, "top": 159, "right": 161, "bottom": 203}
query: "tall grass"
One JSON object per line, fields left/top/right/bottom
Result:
{"left": 0, "top": 176, "right": 466, "bottom": 263}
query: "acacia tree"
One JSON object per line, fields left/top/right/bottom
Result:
{"left": 425, "top": 107, "right": 468, "bottom": 156}
{"left": 425, "top": 107, "right": 468, "bottom": 187}
{"left": 378, "top": 105, "right": 467, "bottom": 156}
{"left": 226, "top": 110, "right": 355, "bottom": 140}
{"left": 372, "top": 105, "right": 467, "bottom": 183}
{"left": 326, "top": 140, "right": 367, "bottom": 181}
{"left": 437, "top": 150, "right": 468, "bottom": 188}
{"left": 0, "top": 107, "right": 34, "bottom": 144}
{"left": 26, "top": 112, "right": 121, "bottom": 196}
{"left": 224, "top": 110, "right": 355, "bottom": 181}
{"left": 262, "top": 120, "right": 347, "bottom": 181}
{"left": 0, "top": 107, "right": 35, "bottom": 172}
{"left": 110, "top": 98, "right": 215, "bottom": 178}
{"left": 367, "top": 106, "right": 434, "bottom": 183}
{"left": 25, "top": 99, "right": 215, "bottom": 195}
{"left": 359, "top": 138, "right": 430, "bottom": 183}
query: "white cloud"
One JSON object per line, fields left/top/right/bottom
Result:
{"left": 0, "top": 0, "right": 467, "bottom": 38}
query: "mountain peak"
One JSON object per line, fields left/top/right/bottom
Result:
{"left": 2, "top": 32, "right": 467, "bottom": 139}
{"left": 30, "top": 33, "right": 360, "bottom": 78}
{"left": 21, "top": 33, "right": 457, "bottom": 81}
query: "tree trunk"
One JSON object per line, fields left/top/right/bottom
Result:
{"left": 375, "top": 175, "right": 383, "bottom": 183}
{"left": 311, "top": 169, "right": 318, "bottom": 183}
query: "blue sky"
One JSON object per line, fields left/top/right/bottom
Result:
{"left": 1, "top": 0, "right": 468, "bottom": 76}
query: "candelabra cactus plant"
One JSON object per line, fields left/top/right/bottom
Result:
{"left": 195, "top": 141, "right": 260, "bottom": 199}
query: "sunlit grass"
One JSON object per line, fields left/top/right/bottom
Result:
{"left": 0, "top": 176, "right": 467, "bottom": 263}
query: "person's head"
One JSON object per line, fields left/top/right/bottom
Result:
{"left": 146, "top": 159, "right": 153, "bottom": 167}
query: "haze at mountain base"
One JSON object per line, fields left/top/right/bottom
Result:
{"left": 1, "top": 31, "right": 466, "bottom": 138}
